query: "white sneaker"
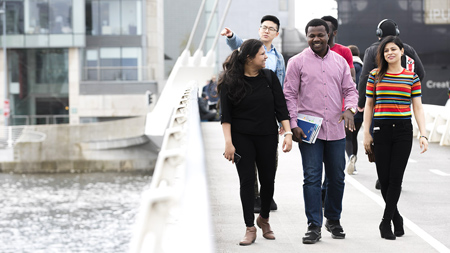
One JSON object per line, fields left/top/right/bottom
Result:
{"left": 346, "top": 155, "right": 357, "bottom": 175}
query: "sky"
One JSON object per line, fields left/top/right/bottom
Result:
{"left": 295, "top": 0, "right": 338, "bottom": 34}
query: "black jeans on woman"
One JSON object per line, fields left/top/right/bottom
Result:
{"left": 231, "top": 131, "right": 278, "bottom": 227}
{"left": 373, "top": 119, "right": 413, "bottom": 221}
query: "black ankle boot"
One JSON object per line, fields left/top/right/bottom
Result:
{"left": 379, "top": 219, "right": 396, "bottom": 240}
{"left": 393, "top": 214, "right": 404, "bottom": 237}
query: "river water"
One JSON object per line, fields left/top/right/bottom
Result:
{"left": 0, "top": 172, "right": 151, "bottom": 253}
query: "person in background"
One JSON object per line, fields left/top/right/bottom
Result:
{"left": 345, "top": 45, "right": 364, "bottom": 175}
{"left": 221, "top": 15, "right": 285, "bottom": 212}
{"left": 321, "top": 16, "right": 356, "bottom": 82}
{"left": 357, "top": 19, "right": 425, "bottom": 190}
{"left": 202, "top": 75, "right": 219, "bottom": 110}
{"left": 198, "top": 92, "right": 218, "bottom": 122}
{"left": 283, "top": 19, "right": 358, "bottom": 244}
{"left": 219, "top": 39, "right": 292, "bottom": 246}
{"left": 363, "top": 35, "right": 428, "bottom": 240}
{"left": 221, "top": 15, "right": 285, "bottom": 86}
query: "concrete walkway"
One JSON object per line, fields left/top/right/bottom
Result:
{"left": 202, "top": 121, "right": 447, "bottom": 253}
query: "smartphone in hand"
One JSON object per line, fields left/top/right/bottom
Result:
{"left": 234, "top": 153, "right": 241, "bottom": 164}
{"left": 223, "top": 152, "right": 242, "bottom": 164}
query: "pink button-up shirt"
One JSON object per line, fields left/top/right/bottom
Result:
{"left": 283, "top": 47, "right": 358, "bottom": 141}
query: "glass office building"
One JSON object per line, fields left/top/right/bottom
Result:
{"left": 0, "top": 0, "right": 163, "bottom": 125}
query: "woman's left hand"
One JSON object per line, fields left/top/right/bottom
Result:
{"left": 419, "top": 137, "right": 428, "bottom": 154}
{"left": 363, "top": 132, "right": 373, "bottom": 154}
{"left": 223, "top": 143, "right": 236, "bottom": 163}
{"left": 282, "top": 135, "right": 292, "bottom": 153}
{"left": 279, "top": 126, "right": 285, "bottom": 136}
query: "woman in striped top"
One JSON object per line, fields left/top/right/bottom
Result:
{"left": 363, "top": 36, "right": 428, "bottom": 240}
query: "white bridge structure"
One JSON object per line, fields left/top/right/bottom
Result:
{"left": 129, "top": 1, "right": 232, "bottom": 252}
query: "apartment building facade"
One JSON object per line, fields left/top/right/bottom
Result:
{"left": 0, "top": 0, "right": 163, "bottom": 126}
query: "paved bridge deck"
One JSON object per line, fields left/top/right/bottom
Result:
{"left": 202, "top": 121, "right": 450, "bottom": 253}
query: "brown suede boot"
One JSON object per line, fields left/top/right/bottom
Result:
{"left": 239, "top": 226, "right": 257, "bottom": 246}
{"left": 256, "top": 215, "right": 275, "bottom": 240}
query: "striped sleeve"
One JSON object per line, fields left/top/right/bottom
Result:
{"left": 365, "top": 70, "right": 376, "bottom": 98}
{"left": 411, "top": 73, "right": 422, "bottom": 98}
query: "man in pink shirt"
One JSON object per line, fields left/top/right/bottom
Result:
{"left": 283, "top": 19, "right": 358, "bottom": 244}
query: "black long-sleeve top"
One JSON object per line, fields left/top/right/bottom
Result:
{"left": 220, "top": 70, "right": 290, "bottom": 135}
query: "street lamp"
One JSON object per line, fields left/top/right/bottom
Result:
{"left": 0, "top": 1, "right": 7, "bottom": 126}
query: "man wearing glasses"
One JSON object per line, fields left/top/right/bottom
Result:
{"left": 221, "top": 15, "right": 286, "bottom": 87}
{"left": 221, "top": 15, "right": 286, "bottom": 213}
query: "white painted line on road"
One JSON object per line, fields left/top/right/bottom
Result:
{"left": 430, "top": 169, "right": 450, "bottom": 177}
{"left": 408, "top": 158, "right": 417, "bottom": 163}
{"left": 345, "top": 175, "right": 450, "bottom": 253}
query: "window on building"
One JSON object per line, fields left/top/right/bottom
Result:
{"left": 99, "top": 1, "right": 120, "bottom": 35}
{"left": 86, "top": 49, "right": 98, "bottom": 80}
{"left": 26, "top": 0, "right": 50, "bottom": 34}
{"left": 35, "top": 49, "right": 68, "bottom": 84}
{"left": 24, "top": 0, "right": 73, "bottom": 34}
{"left": 86, "top": 0, "right": 142, "bottom": 35}
{"left": 0, "top": 0, "right": 74, "bottom": 35}
{"left": 121, "top": 47, "right": 141, "bottom": 80}
{"left": 8, "top": 49, "right": 69, "bottom": 125}
{"left": 84, "top": 47, "right": 142, "bottom": 81}
{"left": 100, "top": 47, "right": 121, "bottom": 80}
{"left": 121, "top": 1, "right": 141, "bottom": 35}
{"left": 0, "top": 1, "right": 25, "bottom": 34}
{"left": 48, "top": 0, "right": 73, "bottom": 34}
{"left": 85, "top": 0, "right": 99, "bottom": 35}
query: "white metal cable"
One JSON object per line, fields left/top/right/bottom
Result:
{"left": 197, "top": 0, "right": 219, "bottom": 53}
{"left": 210, "top": 0, "right": 232, "bottom": 53}
{"left": 184, "top": 0, "right": 206, "bottom": 53}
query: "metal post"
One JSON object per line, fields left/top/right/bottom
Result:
{"left": 1, "top": 1, "right": 7, "bottom": 126}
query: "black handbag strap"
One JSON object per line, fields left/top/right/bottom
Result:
{"left": 262, "top": 68, "right": 273, "bottom": 89}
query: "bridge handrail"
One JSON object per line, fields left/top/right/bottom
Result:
{"left": 0, "top": 126, "right": 47, "bottom": 148}
{"left": 129, "top": 82, "right": 214, "bottom": 253}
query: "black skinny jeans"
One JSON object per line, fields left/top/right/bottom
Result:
{"left": 231, "top": 131, "right": 278, "bottom": 227}
{"left": 345, "top": 121, "right": 363, "bottom": 157}
{"left": 373, "top": 119, "right": 413, "bottom": 221}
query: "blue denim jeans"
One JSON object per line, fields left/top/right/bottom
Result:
{"left": 299, "top": 138, "right": 346, "bottom": 226}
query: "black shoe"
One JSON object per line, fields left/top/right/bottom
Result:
{"left": 270, "top": 199, "right": 278, "bottom": 211}
{"left": 325, "top": 219, "right": 346, "bottom": 239}
{"left": 253, "top": 197, "right": 261, "bottom": 213}
{"left": 393, "top": 213, "right": 404, "bottom": 237}
{"left": 302, "top": 224, "right": 321, "bottom": 244}
{"left": 375, "top": 179, "right": 381, "bottom": 190}
{"left": 379, "top": 219, "right": 396, "bottom": 240}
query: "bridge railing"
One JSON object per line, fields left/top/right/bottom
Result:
{"left": 132, "top": 0, "right": 233, "bottom": 251}
{"left": 0, "top": 126, "right": 46, "bottom": 149}
{"left": 129, "top": 82, "right": 214, "bottom": 253}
